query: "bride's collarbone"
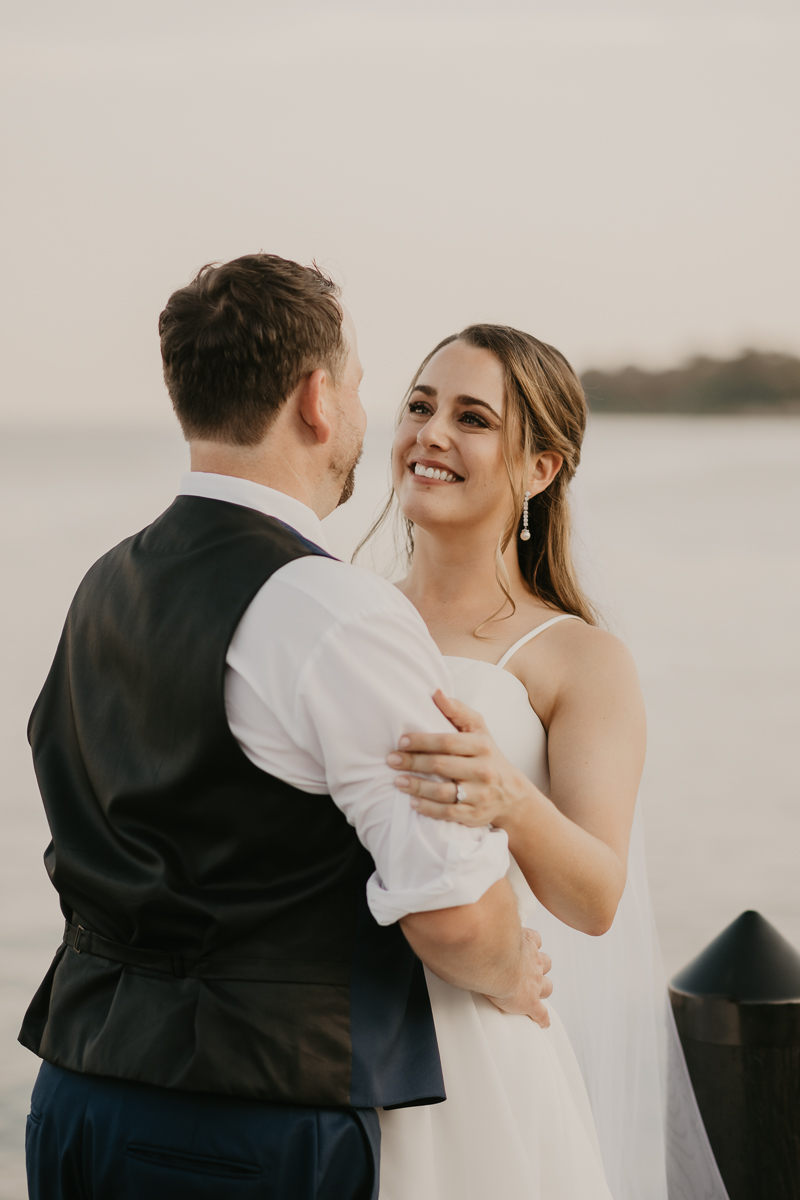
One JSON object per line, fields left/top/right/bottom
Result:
{"left": 431, "top": 631, "right": 503, "bottom": 664}
{"left": 432, "top": 605, "right": 569, "bottom": 669}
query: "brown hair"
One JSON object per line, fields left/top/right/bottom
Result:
{"left": 159, "top": 253, "right": 345, "bottom": 446}
{"left": 356, "top": 324, "right": 597, "bottom": 627}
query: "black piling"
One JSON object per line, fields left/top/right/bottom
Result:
{"left": 669, "top": 911, "right": 800, "bottom": 1200}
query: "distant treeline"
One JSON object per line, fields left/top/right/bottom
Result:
{"left": 581, "top": 350, "right": 800, "bottom": 414}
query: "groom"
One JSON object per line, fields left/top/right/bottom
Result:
{"left": 20, "top": 254, "right": 550, "bottom": 1200}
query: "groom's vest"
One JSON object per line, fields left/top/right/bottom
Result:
{"left": 19, "top": 496, "right": 444, "bottom": 1109}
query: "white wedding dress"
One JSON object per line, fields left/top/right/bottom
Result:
{"left": 379, "top": 615, "right": 612, "bottom": 1200}
{"left": 379, "top": 615, "right": 730, "bottom": 1200}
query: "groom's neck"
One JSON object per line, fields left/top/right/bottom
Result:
{"left": 188, "top": 435, "right": 333, "bottom": 519}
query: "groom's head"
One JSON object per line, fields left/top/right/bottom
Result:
{"left": 159, "top": 254, "right": 365, "bottom": 509}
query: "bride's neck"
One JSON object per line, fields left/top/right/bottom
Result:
{"left": 399, "top": 524, "right": 526, "bottom": 621}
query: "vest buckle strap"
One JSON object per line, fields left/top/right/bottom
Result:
{"left": 64, "top": 920, "right": 189, "bottom": 974}
{"left": 60, "top": 921, "right": 352, "bottom": 984}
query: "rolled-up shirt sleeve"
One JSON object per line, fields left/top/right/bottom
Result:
{"left": 292, "top": 607, "right": 510, "bottom": 926}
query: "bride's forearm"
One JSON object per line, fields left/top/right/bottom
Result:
{"left": 496, "top": 783, "right": 626, "bottom": 936}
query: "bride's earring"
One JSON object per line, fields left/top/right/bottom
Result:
{"left": 519, "top": 492, "right": 531, "bottom": 541}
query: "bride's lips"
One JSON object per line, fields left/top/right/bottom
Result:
{"left": 408, "top": 458, "right": 464, "bottom": 484}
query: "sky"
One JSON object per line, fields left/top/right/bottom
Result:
{"left": 1, "top": 0, "right": 798, "bottom": 426}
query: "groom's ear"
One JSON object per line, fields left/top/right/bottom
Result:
{"left": 296, "top": 368, "right": 333, "bottom": 445}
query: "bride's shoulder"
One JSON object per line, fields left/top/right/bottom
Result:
{"left": 552, "top": 617, "right": 629, "bottom": 654}
{"left": 513, "top": 617, "right": 641, "bottom": 711}
{"left": 562, "top": 621, "right": 638, "bottom": 677}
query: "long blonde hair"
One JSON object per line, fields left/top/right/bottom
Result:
{"left": 355, "top": 324, "right": 597, "bottom": 627}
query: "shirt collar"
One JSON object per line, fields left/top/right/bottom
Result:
{"left": 178, "top": 472, "right": 331, "bottom": 553}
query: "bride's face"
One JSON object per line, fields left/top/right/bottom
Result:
{"left": 392, "top": 340, "right": 515, "bottom": 538}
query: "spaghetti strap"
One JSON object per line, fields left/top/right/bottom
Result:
{"left": 496, "top": 614, "right": 582, "bottom": 670}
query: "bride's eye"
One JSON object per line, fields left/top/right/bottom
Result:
{"left": 460, "top": 411, "right": 489, "bottom": 428}
{"left": 408, "top": 400, "right": 432, "bottom": 416}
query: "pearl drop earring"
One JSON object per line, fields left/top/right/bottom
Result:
{"left": 519, "top": 491, "right": 531, "bottom": 541}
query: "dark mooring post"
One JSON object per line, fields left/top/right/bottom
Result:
{"left": 669, "top": 911, "right": 800, "bottom": 1200}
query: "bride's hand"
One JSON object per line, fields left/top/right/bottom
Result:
{"left": 387, "top": 690, "right": 531, "bottom": 830}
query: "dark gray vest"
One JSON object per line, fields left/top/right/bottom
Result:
{"left": 19, "top": 496, "right": 444, "bottom": 1109}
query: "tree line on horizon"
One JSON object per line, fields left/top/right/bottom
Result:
{"left": 581, "top": 349, "right": 800, "bottom": 414}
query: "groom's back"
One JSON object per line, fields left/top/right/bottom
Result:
{"left": 20, "top": 495, "right": 441, "bottom": 1109}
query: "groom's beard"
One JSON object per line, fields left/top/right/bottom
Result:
{"left": 336, "top": 447, "right": 362, "bottom": 508}
{"left": 331, "top": 411, "right": 364, "bottom": 508}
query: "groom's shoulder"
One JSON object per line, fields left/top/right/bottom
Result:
{"left": 241, "top": 554, "right": 445, "bottom": 679}
{"left": 273, "top": 554, "right": 419, "bottom": 629}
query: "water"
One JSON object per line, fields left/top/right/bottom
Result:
{"left": 1, "top": 416, "right": 799, "bottom": 1196}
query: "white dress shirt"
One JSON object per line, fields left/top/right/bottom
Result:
{"left": 179, "top": 472, "right": 509, "bottom": 926}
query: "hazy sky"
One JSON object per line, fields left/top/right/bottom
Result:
{"left": 2, "top": 0, "right": 798, "bottom": 426}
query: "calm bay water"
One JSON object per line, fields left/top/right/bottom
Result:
{"left": 1, "top": 416, "right": 798, "bottom": 1196}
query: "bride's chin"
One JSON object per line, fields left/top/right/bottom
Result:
{"left": 398, "top": 505, "right": 469, "bottom": 538}
{"left": 396, "top": 485, "right": 471, "bottom": 530}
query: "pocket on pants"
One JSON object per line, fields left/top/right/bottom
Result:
{"left": 26, "top": 1112, "right": 41, "bottom": 1153}
{"left": 26, "top": 1111, "right": 44, "bottom": 1194}
{"left": 26, "top": 1101, "right": 43, "bottom": 1162}
{"left": 125, "top": 1144, "right": 263, "bottom": 1199}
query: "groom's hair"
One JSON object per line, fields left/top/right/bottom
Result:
{"left": 159, "top": 254, "right": 345, "bottom": 446}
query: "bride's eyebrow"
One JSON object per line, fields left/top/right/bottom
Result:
{"left": 411, "top": 384, "right": 501, "bottom": 421}
{"left": 457, "top": 395, "right": 501, "bottom": 421}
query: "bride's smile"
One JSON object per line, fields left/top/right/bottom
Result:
{"left": 409, "top": 460, "right": 463, "bottom": 483}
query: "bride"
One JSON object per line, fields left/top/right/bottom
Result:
{"left": 360, "top": 325, "right": 729, "bottom": 1200}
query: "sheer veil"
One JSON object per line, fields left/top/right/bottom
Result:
{"left": 527, "top": 805, "right": 730, "bottom": 1200}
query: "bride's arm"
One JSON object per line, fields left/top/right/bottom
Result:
{"left": 387, "top": 627, "right": 645, "bottom": 936}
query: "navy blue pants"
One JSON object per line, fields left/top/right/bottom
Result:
{"left": 26, "top": 1061, "right": 379, "bottom": 1200}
